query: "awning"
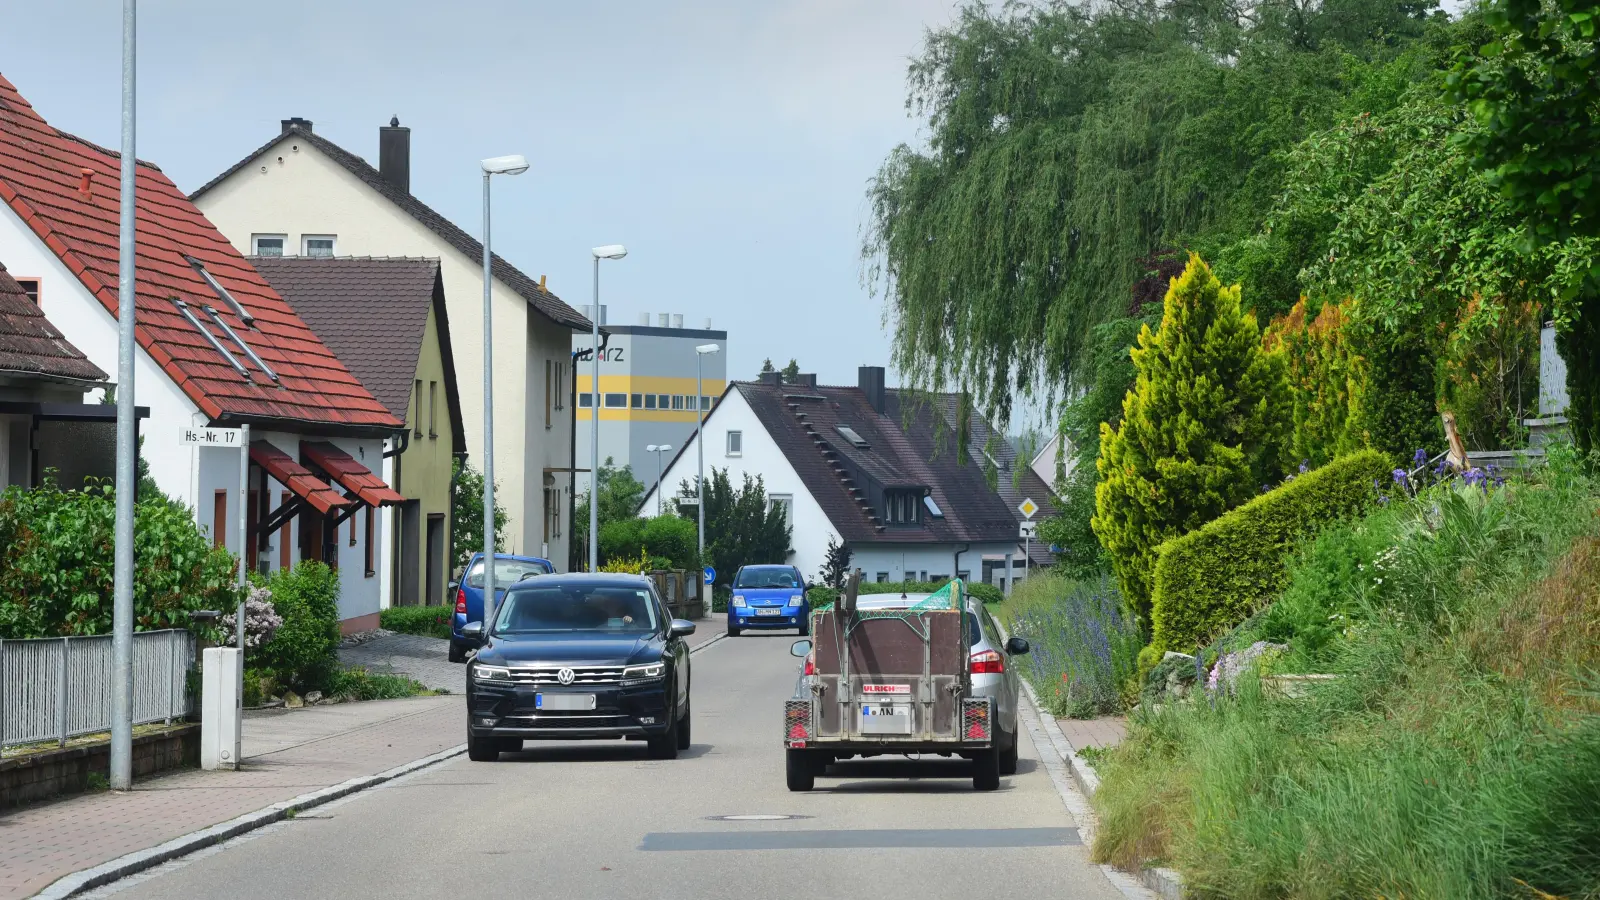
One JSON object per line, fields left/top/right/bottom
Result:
{"left": 301, "top": 441, "right": 405, "bottom": 507}
{"left": 249, "top": 440, "right": 350, "bottom": 515}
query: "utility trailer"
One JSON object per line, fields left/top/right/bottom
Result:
{"left": 782, "top": 576, "right": 1000, "bottom": 791}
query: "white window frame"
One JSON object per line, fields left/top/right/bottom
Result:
{"left": 301, "top": 234, "right": 337, "bottom": 257}
{"left": 767, "top": 493, "right": 792, "bottom": 529}
{"left": 726, "top": 430, "right": 743, "bottom": 457}
{"left": 603, "top": 392, "right": 627, "bottom": 409}
{"left": 251, "top": 234, "right": 287, "bottom": 256}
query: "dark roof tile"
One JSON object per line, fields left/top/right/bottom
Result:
{"left": 0, "top": 260, "right": 106, "bottom": 383}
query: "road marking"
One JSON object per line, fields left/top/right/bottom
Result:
{"left": 639, "top": 827, "right": 1080, "bottom": 851}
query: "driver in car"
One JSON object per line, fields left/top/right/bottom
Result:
{"left": 596, "top": 593, "right": 635, "bottom": 628}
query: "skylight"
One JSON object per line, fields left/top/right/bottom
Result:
{"left": 835, "top": 425, "right": 869, "bottom": 448}
{"left": 923, "top": 495, "right": 944, "bottom": 518}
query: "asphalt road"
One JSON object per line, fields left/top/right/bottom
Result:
{"left": 88, "top": 630, "right": 1131, "bottom": 900}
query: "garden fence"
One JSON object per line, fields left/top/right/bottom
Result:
{"left": 0, "top": 629, "right": 194, "bottom": 753}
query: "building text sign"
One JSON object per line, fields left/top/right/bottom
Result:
{"left": 180, "top": 426, "right": 244, "bottom": 447}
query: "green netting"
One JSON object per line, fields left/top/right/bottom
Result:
{"left": 811, "top": 579, "right": 965, "bottom": 647}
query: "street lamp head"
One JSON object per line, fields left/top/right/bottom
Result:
{"left": 695, "top": 343, "right": 720, "bottom": 355}
{"left": 646, "top": 444, "right": 659, "bottom": 452}
{"left": 591, "top": 244, "right": 628, "bottom": 260}
{"left": 481, "top": 154, "right": 530, "bottom": 175}
{"left": 659, "top": 444, "right": 673, "bottom": 452}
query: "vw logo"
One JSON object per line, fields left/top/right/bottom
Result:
{"left": 557, "top": 667, "right": 576, "bottom": 685}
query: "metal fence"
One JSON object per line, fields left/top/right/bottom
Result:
{"left": 0, "top": 629, "right": 194, "bottom": 752}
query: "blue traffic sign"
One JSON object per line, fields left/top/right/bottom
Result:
{"left": 703, "top": 566, "right": 716, "bottom": 585}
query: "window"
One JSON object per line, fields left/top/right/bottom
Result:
{"left": 631, "top": 393, "right": 644, "bottom": 409}
{"left": 644, "top": 394, "right": 657, "bottom": 410}
{"left": 414, "top": 379, "right": 424, "bottom": 437}
{"left": 213, "top": 491, "right": 227, "bottom": 548}
{"left": 302, "top": 234, "right": 336, "bottom": 257}
{"left": 579, "top": 393, "right": 593, "bottom": 408}
{"left": 701, "top": 396, "right": 712, "bottom": 411}
{"left": 544, "top": 359, "right": 554, "bottom": 428}
{"left": 923, "top": 495, "right": 944, "bottom": 518}
{"left": 768, "top": 494, "right": 793, "bottom": 530}
{"left": 671, "top": 395, "right": 685, "bottom": 410}
{"left": 428, "top": 381, "right": 438, "bottom": 438}
{"left": 15, "top": 277, "right": 39, "bottom": 306}
{"left": 726, "top": 430, "right": 743, "bottom": 456}
{"left": 544, "top": 486, "right": 562, "bottom": 540}
{"left": 876, "top": 572, "right": 890, "bottom": 583}
{"left": 657, "top": 394, "right": 670, "bottom": 410}
{"left": 553, "top": 364, "right": 565, "bottom": 411}
{"left": 603, "top": 393, "right": 627, "bottom": 408}
{"left": 251, "top": 234, "right": 286, "bottom": 256}
{"left": 885, "top": 490, "right": 920, "bottom": 525}
{"left": 835, "top": 425, "right": 869, "bottom": 448}
{"left": 364, "top": 506, "right": 376, "bottom": 576}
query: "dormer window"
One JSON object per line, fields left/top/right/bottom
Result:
{"left": 885, "top": 490, "right": 921, "bottom": 525}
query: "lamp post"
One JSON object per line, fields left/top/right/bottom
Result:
{"left": 646, "top": 444, "right": 672, "bottom": 516}
{"left": 479, "top": 154, "right": 529, "bottom": 630}
{"left": 694, "top": 343, "right": 720, "bottom": 562}
{"left": 109, "top": 0, "right": 138, "bottom": 792}
{"left": 589, "top": 245, "right": 628, "bottom": 572}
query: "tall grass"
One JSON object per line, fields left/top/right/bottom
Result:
{"left": 1091, "top": 446, "right": 1600, "bottom": 898}
{"left": 1006, "top": 573, "right": 1142, "bottom": 717}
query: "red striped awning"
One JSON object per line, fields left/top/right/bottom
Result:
{"left": 249, "top": 440, "right": 350, "bottom": 515}
{"left": 301, "top": 441, "right": 405, "bottom": 508}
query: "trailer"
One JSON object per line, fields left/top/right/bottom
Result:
{"left": 782, "top": 575, "right": 1001, "bottom": 791}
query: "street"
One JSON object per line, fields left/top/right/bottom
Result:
{"left": 85, "top": 632, "right": 1130, "bottom": 900}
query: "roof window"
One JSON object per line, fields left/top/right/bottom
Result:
{"left": 835, "top": 425, "right": 869, "bottom": 448}
{"left": 923, "top": 495, "right": 944, "bottom": 518}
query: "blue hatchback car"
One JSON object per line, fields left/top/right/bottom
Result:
{"left": 726, "top": 564, "right": 810, "bottom": 637}
{"left": 450, "top": 553, "right": 554, "bottom": 662}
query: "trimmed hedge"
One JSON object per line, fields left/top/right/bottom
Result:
{"left": 1146, "top": 449, "right": 1390, "bottom": 659}
{"left": 381, "top": 605, "right": 453, "bottom": 639}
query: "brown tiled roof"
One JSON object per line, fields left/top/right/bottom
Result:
{"left": 0, "top": 261, "right": 106, "bottom": 384}
{"left": 191, "top": 125, "right": 592, "bottom": 333}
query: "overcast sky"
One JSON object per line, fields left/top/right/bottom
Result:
{"left": 1, "top": 0, "right": 963, "bottom": 387}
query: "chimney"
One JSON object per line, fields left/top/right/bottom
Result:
{"left": 671, "top": 313, "right": 684, "bottom": 329}
{"left": 658, "top": 313, "right": 669, "bottom": 328}
{"left": 859, "top": 366, "right": 886, "bottom": 414}
{"left": 704, "top": 317, "right": 713, "bottom": 330}
{"left": 795, "top": 373, "right": 818, "bottom": 389}
{"left": 379, "top": 116, "right": 410, "bottom": 194}
{"left": 760, "top": 371, "right": 783, "bottom": 386}
{"left": 638, "top": 312, "right": 650, "bottom": 326}
{"left": 281, "top": 117, "right": 314, "bottom": 134}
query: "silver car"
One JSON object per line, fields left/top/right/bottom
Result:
{"left": 791, "top": 593, "right": 1030, "bottom": 776}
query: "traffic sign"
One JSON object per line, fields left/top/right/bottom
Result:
{"left": 1019, "top": 497, "right": 1039, "bottom": 519}
{"left": 703, "top": 566, "right": 716, "bottom": 585}
{"left": 1019, "top": 520, "right": 1038, "bottom": 539}
{"left": 180, "top": 426, "right": 244, "bottom": 447}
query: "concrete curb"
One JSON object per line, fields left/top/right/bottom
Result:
{"left": 32, "top": 743, "right": 467, "bottom": 900}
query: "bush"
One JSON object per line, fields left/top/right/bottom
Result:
{"left": 1264, "top": 298, "right": 1366, "bottom": 469}
{"left": 255, "top": 562, "right": 341, "bottom": 693}
{"left": 967, "top": 582, "right": 1003, "bottom": 605}
{"left": 326, "top": 666, "right": 429, "bottom": 701}
{"left": 220, "top": 585, "right": 282, "bottom": 649}
{"left": 600, "top": 515, "right": 698, "bottom": 570}
{"left": 380, "top": 605, "right": 453, "bottom": 639}
{"left": 1005, "top": 573, "right": 1142, "bottom": 717}
{"left": 1147, "top": 450, "right": 1391, "bottom": 660}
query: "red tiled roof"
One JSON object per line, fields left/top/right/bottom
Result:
{"left": 0, "top": 72, "right": 402, "bottom": 432}
{"left": 249, "top": 441, "right": 350, "bottom": 515}
{"left": 301, "top": 441, "right": 405, "bottom": 507}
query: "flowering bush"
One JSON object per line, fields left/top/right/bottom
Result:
{"left": 1205, "top": 641, "right": 1286, "bottom": 694}
{"left": 1007, "top": 574, "right": 1142, "bottom": 717}
{"left": 220, "top": 585, "right": 282, "bottom": 649}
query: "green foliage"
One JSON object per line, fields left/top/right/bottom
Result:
{"left": 574, "top": 457, "right": 646, "bottom": 568}
{"left": 966, "top": 581, "right": 1004, "bottom": 605}
{"left": 451, "top": 458, "right": 506, "bottom": 570}
{"left": 1358, "top": 325, "right": 1445, "bottom": 462}
{"left": 1147, "top": 450, "right": 1391, "bottom": 657}
{"left": 815, "top": 535, "right": 852, "bottom": 589}
{"left": 380, "top": 605, "right": 453, "bottom": 640}
{"left": 780, "top": 359, "right": 800, "bottom": 383}
{"left": 1094, "top": 254, "right": 1291, "bottom": 620}
{"left": 1005, "top": 573, "right": 1142, "bottom": 717}
{"left": 0, "top": 478, "right": 240, "bottom": 639}
{"left": 255, "top": 561, "right": 341, "bottom": 693}
{"left": 599, "top": 514, "right": 698, "bottom": 571}
{"left": 677, "top": 468, "right": 790, "bottom": 585}
{"left": 326, "top": 667, "right": 430, "bottom": 701}
{"left": 1439, "top": 299, "right": 1541, "bottom": 450}
{"left": 1264, "top": 299, "right": 1367, "bottom": 467}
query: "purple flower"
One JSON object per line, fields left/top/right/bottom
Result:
{"left": 1464, "top": 467, "right": 1488, "bottom": 491}
{"left": 1378, "top": 494, "right": 1391, "bottom": 506}
{"left": 1392, "top": 468, "right": 1409, "bottom": 488}
{"left": 1413, "top": 448, "right": 1428, "bottom": 468}
{"left": 1433, "top": 457, "right": 1450, "bottom": 477}
{"left": 1299, "top": 460, "right": 1310, "bottom": 474}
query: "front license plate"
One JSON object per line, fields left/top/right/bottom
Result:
{"left": 755, "top": 608, "right": 781, "bottom": 616}
{"left": 535, "top": 693, "right": 596, "bottom": 711}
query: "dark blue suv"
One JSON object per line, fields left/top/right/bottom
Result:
{"left": 726, "top": 564, "right": 810, "bottom": 637}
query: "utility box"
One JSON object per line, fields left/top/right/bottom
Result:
{"left": 200, "top": 647, "right": 243, "bottom": 770}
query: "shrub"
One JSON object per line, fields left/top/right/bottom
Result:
{"left": 601, "top": 515, "right": 698, "bottom": 570}
{"left": 326, "top": 666, "right": 429, "bottom": 701}
{"left": 1264, "top": 298, "right": 1366, "bottom": 468}
{"left": 967, "top": 582, "right": 1003, "bottom": 605}
{"left": 380, "top": 605, "right": 453, "bottom": 639}
{"left": 1094, "top": 254, "right": 1291, "bottom": 621}
{"left": 220, "top": 585, "right": 282, "bottom": 649}
{"left": 255, "top": 561, "right": 341, "bottom": 693}
{"left": 1147, "top": 450, "right": 1391, "bottom": 660}
{"left": 1006, "top": 574, "right": 1142, "bottom": 717}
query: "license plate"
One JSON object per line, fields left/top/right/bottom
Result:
{"left": 535, "top": 693, "right": 596, "bottom": 711}
{"left": 755, "top": 608, "right": 781, "bottom": 616}
{"left": 859, "top": 704, "right": 913, "bottom": 735}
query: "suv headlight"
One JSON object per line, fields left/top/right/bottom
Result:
{"left": 472, "top": 664, "right": 511, "bottom": 683}
{"left": 621, "top": 662, "right": 666, "bottom": 685}
{"left": 731, "top": 595, "right": 747, "bottom": 607}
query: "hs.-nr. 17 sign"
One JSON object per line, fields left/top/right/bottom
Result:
{"left": 179, "top": 426, "right": 244, "bottom": 447}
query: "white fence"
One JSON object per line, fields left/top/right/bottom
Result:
{"left": 0, "top": 629, "right": 195, "bottom": 752}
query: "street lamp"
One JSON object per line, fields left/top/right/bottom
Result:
{"left": 645, "top": 444, "right": 672, "bottom": 516}
{"left": 589, "top": 244, "right": 628, "bottom": 572}
{"left": 479, "top": 153, "right": 528, "bottom": 630}
{"left": 694, "top": 343, "right": 720, "bottom": 562}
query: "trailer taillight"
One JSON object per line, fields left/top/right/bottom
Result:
{"left": 803, "top": 651, "right": 816, "bottom": 676}
{"left": 969, "top": 649, "right": 1004, "bottom": 674}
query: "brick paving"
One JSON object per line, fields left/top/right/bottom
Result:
{"left": 0, "top": 695, "right": 463, "bottom": 900}
{"left": 1055, "top": 716, "right": 1128, "bottom": 752}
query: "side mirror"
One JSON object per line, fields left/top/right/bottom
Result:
{"left": 461, "top": 622, "right": 485, "bottom": 646}
{"left": 791, "top": 639, "right": 813, "bottom": 658}
{"left": 670, "top": 619, "right": 697, "bottom": 637}
{"left": 1005, "top": 636, "right": 1031, "bottom": 656}
{"left": 447, "top": 581, "right": 459, "bottom": 594}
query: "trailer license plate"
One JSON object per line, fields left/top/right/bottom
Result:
{"left": 859, "top": 705, "right": 913, "bottom": 735}
{"left": 756, "top": 608, "right": 781, "bottom": 616}
{"left": 535, "top": 693, "right": 596, "bottom": 711}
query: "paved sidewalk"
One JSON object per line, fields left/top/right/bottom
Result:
{"left": 0, "top": 695, "right": 462, "bottom": 900}
{"left": 1056, "top": 716, "right": 1128, "bottom": 752}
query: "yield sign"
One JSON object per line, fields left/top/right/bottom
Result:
{"left": 1019, "top": 497, "right": 1039, "bottom": 520}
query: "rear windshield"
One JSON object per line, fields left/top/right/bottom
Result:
{"left": 735, "top": 567, "right": 799, "bottom": 589}
{"left": 492, "top": 585, "right": 660, "bottom": 635}
{"left": 467, "top": 558, "right": 551, "bottom": 589}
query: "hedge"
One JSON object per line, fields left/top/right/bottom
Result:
{"left": 1146, "top": 449, "right": 1390, "bottom": 659}
{"left": 253, "top": 561, "right": 341, "bottom": 692}
{"left": 381, "top": 605, "right": 453, "bottom": 639}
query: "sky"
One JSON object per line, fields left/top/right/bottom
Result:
{"left": 0, "top": 0, "right": 964, "bottom": 388}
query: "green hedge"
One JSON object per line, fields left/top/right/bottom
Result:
{"left": 380, "top": 605, "right": 453, "bottom": 639}
{"left": 1147, "top": 450, "right": 1390, "bottom": 659}
{"left": 255, "top": 561, "right": 341, "bottom": 692}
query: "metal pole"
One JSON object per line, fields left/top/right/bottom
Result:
{"left": 109, "top": 0, "right": 138, "bottom": 793}
{"left": 58, "top": 637, "right": 69, "bottom": 747}
{"left": 696, "top": 354, "right": 705, "bottom": 561}
{"left": 589, "top": 257, "right": 600, "bottom": 572}
{"left": 656, "top": 451, "right": 663, "bottom": 517}
{"left": 481, "top": 173, "right": 497, "bottom": 627}
{"left": 236, "top": 424, "right": 249, "bottom": 651}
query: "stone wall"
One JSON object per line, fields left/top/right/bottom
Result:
{"left": 0, "top": 723, "right": 198, "bottom": 808}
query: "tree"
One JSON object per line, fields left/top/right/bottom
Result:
{"left": 451, "top": 458, "right": 506, "bottom": 570}
{"left": 572, "top": 457, "right": 646, "bottom": 568}
{"left": 677, "top": 468, "right": 790, "bottom": 584}
{"left": 1264, "top": 298, "right": 1367, "bottom": 467}
{"left": 599, "top": 514, "right": 699, "bottom": 570}
{"left": 817, "top": 535, "right": 853, "bottom": 589}
{"left": 1092, "top": 254, "right": 1290, "bottom": 620}
{"left": 780, "top": 359, "right": 800, "bottom": 383}
{"left": 760, "top": 358, "right": 776, "bottom": 377}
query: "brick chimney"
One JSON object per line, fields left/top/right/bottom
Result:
{"left": 858, "top": 366, "right": 886, "bottom": 414}
{"left": 379, "top": 116, "right": 410, "bottom": 194}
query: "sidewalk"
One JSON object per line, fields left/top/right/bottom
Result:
{"left": 0, "top": 695, "right": 463, "bottom": 900}
{"left": 1056, "top": 716, "right": 1128, "bottom": 752}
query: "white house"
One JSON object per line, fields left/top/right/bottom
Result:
{"left": 0, "top": 72, "right": 405, "bottom": 631}
{"left": 191, "top": 117, "right": 592, "bottom": 570}
{"left": 639, "top": 366, "right": 1057, "bottom": 591}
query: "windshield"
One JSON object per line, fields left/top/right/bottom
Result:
{"left": 491, "top": 585, "right": 660, "bottom": 635}
{"left": 735, "top": 567, "right": 798, "bottom": 589}
{"left": 467, "top": 558, "right": 551, "bottom": 589}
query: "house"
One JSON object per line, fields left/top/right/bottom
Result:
{"left": 191, "top": 116, "right": 592, "bottom": 568}
{"left": 0, "top": 72, "right": 405, "bottom": 632}
{"left": 1028, "top": 432, "right": 1077, "bottom": 493}
{"left": 0, "top": 261, "right": 149, "bottom": 490}
{"left": 251, "top": 256, "right": 464, "bottom": 609}
{"left": 637, "top": 366, "right": 1057, "bottom": 590}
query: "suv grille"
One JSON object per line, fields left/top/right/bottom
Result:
{"left": 505, "top": 665, "right": 627, "bottom": 685}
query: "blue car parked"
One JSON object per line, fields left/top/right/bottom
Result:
{"left": 726, "top": 564, "right": 810, "bottom": 637}
{"left": 450, "top": 553, "right": 554, "bottom": 662}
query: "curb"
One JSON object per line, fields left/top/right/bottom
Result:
{"left": 32, "top": 743, "right": 467, "bottom": 899}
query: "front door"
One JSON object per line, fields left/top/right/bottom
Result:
{"left": 426, "top": 513, "right": 445, "bottom": 606}
{"left": 399, "top": 500, "right": 422, "bottom": 605}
